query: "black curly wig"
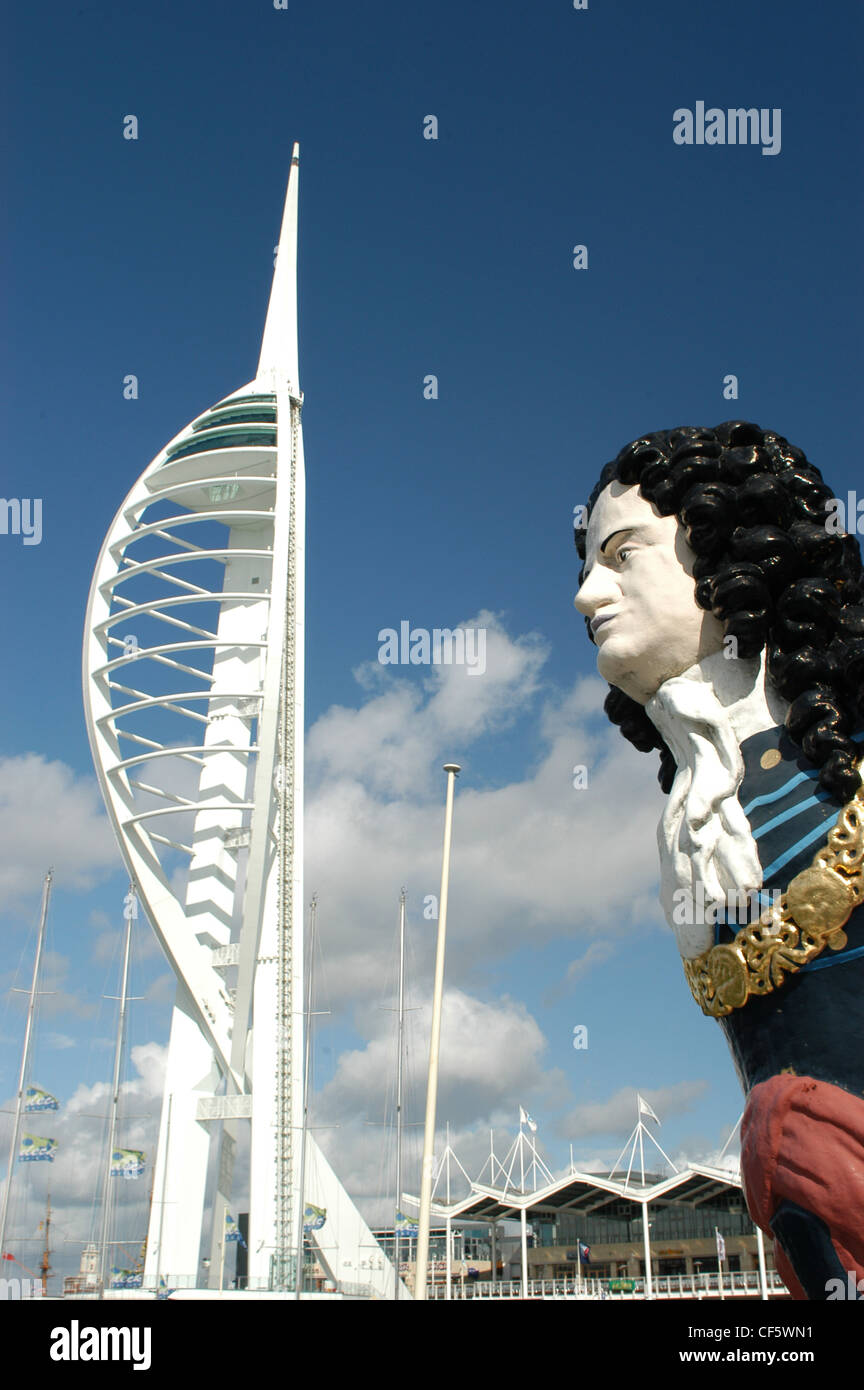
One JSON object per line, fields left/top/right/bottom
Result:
{"left": 574, "top": 421, "right": 864, "bottom": 804}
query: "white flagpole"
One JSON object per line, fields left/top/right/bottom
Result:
{"left": 415, "top": 763, "right": 460, "bottom": 1301}
{"left": 642, "top": 1201, "right": 653, "bottom": 1300}
{"left": 445, "top": 1120, "right": 452, "bottom": 1301}
{"left": 518, "top": 1111, "right": 529, "bottom": 1296}
{"left": 637, "top": 1095, "right": 653, "bottom": 1298}
{"left": 755, "top": 1225, "right": 769, "bottom": 1300}
{"left": 394, "top": 889, "right": 407, "bottom": 1302}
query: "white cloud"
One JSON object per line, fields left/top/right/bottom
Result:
{"left": 318, "top": 612, "right": 548, "bottom": 800}
{"left": 304, "top": 613, "right": 665, "bottom": 1012}
{"left": 144, "top": 972, "right": 177, "bottom": 1005}
{"left": 317, "top": 987, "right": 561, "bottom": 1133}
{"left": 561, "top": 940, "right": 617, "bottom": 987}
{"left": 313, "top": 985, "right": 573, "bottom": 1226}
{"left": 0, "top": 755, "right": 117, "bottom": 911}
{"left": 559, "top": 1080, "right": 710, "bottom": 1144}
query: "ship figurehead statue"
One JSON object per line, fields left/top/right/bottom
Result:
{"left": 574, "top": 420, "right": 864, "bottom": 1301}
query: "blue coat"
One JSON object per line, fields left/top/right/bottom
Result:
{"left": 716, "top": 724, "right": 864, "bottom": 1098}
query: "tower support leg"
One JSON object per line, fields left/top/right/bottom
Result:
{"left": 144, "top": 989, "right": 219, "bottom": 1289}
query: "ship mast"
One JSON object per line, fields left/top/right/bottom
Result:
{"left": 0, "top": 869, "right": 53, "bottom": 1261}
{"left": 40, "top": 1193, "right": 52, "bottom": 1296}
{"left": 98, "top": 885, "right": 135, "bottom": 1296}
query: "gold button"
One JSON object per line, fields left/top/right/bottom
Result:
{"left": 760, "top": 749, "right": 782, "bottom": 770}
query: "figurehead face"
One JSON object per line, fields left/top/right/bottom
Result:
{"left": 574, "top": 481, "right": 725, "bottom": 705}
{"left": 573, "top": 422, "right": 864, "bottom": 803}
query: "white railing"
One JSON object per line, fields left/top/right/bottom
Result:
{"left": 429, "top": 1278, "right": 601, "bottom": 1300}
{"left": 642, "top": 1269, "right": 788, "bottom": 1299}
{"left": 430, "top": 1270, "right": 788, "bottom": 1300}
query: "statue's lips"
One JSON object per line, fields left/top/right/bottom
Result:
{"left": 590, "top": 613, "right": 617, "bottom": 638}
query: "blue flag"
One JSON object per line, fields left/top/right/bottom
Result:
{"left": 224, "top": 1212, "right": 246, "bottom": 1246}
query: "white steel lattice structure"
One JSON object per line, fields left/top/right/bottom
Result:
{"left": 83, "top": 147, "right": 396, "bottom": 1296}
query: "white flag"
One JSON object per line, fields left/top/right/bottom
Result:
{"left": 638, "top": 1094, "right": 660, "bottom": 1125}
{"left": 519, "top": 1106, "right": 537, "bottom": 1134}
{"left": 715, "top": 1228, "right": 726, "bottom": 1262}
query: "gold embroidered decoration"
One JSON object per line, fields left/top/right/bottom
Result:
{"left": 684, "top": 762, "right": 864, "bottom": 1017}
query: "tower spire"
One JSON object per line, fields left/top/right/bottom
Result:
{"left": 257, "top": 142, "right": 300, "bottom": 390}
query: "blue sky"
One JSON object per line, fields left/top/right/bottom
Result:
{"left": 1, "top": 0, "right": 862, "bottom": 1275}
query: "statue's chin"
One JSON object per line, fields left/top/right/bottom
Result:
{"left": 597, "top": 653, "right": 666, "bottom": 707}
{"left": 598, "top": 636, "right": 730, "bottom": 707}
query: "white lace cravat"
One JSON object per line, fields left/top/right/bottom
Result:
{"left": 646, "top": 660, "right": 767, "bottom": 959}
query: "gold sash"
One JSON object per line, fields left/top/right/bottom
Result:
{"left": 684, "top": 763, "right": 864, "bottom": 1017}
